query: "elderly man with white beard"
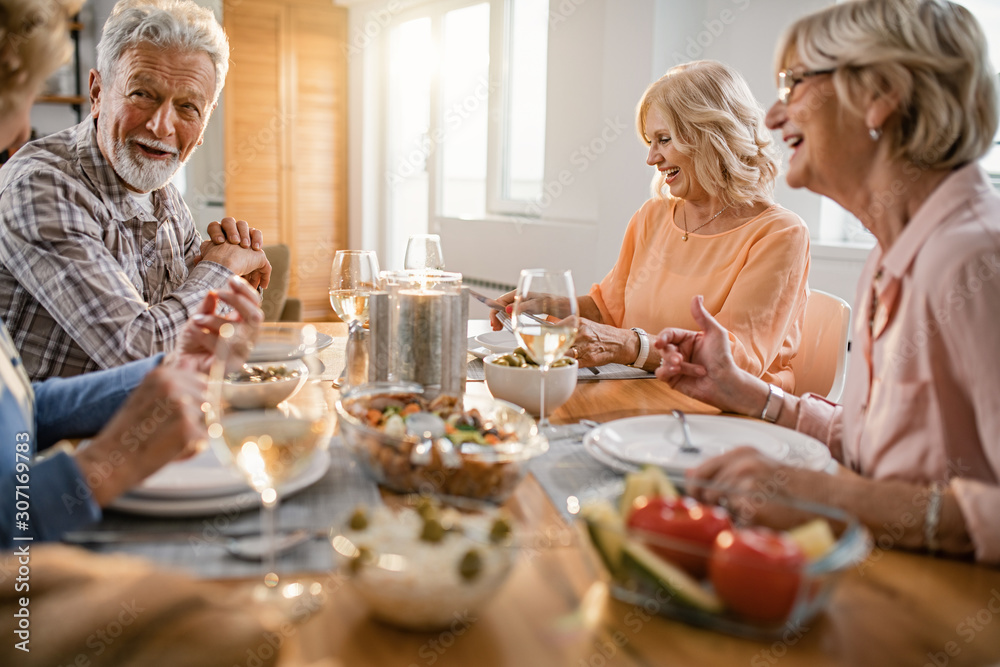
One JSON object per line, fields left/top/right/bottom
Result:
{"left": 0, "top": 0, "right": 271, "bottom": 380}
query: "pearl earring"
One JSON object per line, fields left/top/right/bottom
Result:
{"left": 869, "top": 127, "right": 882, "bottom": 141}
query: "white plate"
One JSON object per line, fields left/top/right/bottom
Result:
{"left": 130, "top": 447, "right": 250, "bottom": 499}
{"left": 108, "top": 448, "right": 331, "bottom": 517}
{"left": 473, "top": 330, "right": 517, "bottom": 354}
{"left": 583, "top": 415, "right": 831, "bottom": 474}
{"left": 248, "top": 330, "right": 334, "bottom": 362}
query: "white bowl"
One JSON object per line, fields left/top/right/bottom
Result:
{"left": 223, "top": 359, "right": 308, "bottom": 409}
{"left": 483, "top": 353, "right": 578, "bottom": 417}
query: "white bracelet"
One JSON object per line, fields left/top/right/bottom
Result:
{"left": 760, "top": 384, "right": 784, "bottom": 422}
{"left": 630, "top": 328, "right": 649, "bottom": 368}
{"left": 924, "top": 482, "right": 945, "bottom": 554}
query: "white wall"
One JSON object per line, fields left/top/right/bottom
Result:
{"left": 346, "top": 0, "right": 871, "bottom": 304}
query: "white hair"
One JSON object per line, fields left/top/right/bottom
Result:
{"left": 96, "top": 0, "right": 229, "bottom": 104}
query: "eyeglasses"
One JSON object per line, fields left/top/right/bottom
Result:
{"left": 777, "top": 68, "right": 836, "bottom": 104}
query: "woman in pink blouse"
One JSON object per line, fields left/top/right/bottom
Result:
{"left": 492, "top": 61, "right": 810, "bottom": 389}
{"left": 655, "top": 0, "right": 1000, "bottom": 564}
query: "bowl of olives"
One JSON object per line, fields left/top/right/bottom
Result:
{"left": 331, "top": 496, "right": 519, "bottom": 630}
{"left": 483, "top": 348, "right": 578, "bottom": 417}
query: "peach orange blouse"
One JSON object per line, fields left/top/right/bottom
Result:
{"left": 588, "top": 198, "right": 810, "bottom": 390}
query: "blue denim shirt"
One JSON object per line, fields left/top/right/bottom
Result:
{"left": 1, "top": 321, "right": 161, "bottom": 547}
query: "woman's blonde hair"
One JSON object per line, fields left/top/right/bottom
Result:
{"left": 0, "top": 0, "right": 80, "bottom": 117}
{"left": 636, "top": 60, "right": 780, "bottom": 205}
{"left": 775, "top": 0, "right": 999, "bottom": 170}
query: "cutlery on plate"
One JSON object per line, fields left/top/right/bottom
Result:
{"left": 671, "top": 409, "right": 701, "bottom": 454}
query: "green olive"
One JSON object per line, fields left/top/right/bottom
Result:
{"left": 415, "top": 495, "right": 439, "bottom": 520}
{"left": 421, "top": 517, "right": 446, "bottom": 543}
{"left": 489, "top": 516, "right": 513, "bottom": 543}
{"left": 491, "top": 357, "right": 511, "bottom": 366}
{"left": 348, "top": 507, "right": 369, "bottom": 531}
{"left": 551, "top": 357, "right": 573, "bottom": 368}
{"left": 459, "top": 549, "right": 483, "bottom": 581}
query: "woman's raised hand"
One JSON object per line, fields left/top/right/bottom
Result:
{"left": 654, "top": 296, "right": 764, "bottom": 415}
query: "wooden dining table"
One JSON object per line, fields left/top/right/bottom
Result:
{"left": 259, "top": 323, "right": 1000, "bottom": 666}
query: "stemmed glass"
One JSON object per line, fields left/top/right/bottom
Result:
{"left": 208, "top": 323, "right": 333, "bottom": 608}
{"left": 403, "top": 234, "right": 445, "bottom": 271}
{"left": 329, "top": 250, "right": 380, "bottom": 387}
{"left": 511, "top": 269, "right": 579, "bottom": 430}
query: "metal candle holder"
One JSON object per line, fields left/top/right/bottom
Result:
{"left": 368, "top": 271, "right": 468, "bottom": 399}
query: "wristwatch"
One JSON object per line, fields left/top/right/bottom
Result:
{"left": 760, "top": 384, "right": 785, "bottom": 423}
{"left": 630, "top": 327, "right": 649, "bottom": 368}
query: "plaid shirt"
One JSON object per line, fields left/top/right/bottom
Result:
{"left": 0, "top": 120, "right": 232, "bottom": 380}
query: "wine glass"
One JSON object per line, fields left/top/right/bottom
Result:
{"left": 208, "top": 323, "right": 333, "bottom": 609}
{"left": 329, "top": 250, "right": 380, "bottom": 388}
{"left": 511, "top": 269, "right": 579, "bottom": 430}
{"left": 329, "top": 250, "right": 380, "bottom": 325}
{"left": 403, "top": 234, "right": 445, "bottom": 271}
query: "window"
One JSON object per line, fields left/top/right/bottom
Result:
{"left": 381, "top": 0, "right": 550, "bottom": 269}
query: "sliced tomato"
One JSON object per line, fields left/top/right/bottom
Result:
{"left": 626, "top": 496, "right": 731, "bottom": 578}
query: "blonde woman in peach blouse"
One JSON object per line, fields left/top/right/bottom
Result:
{"left": 492, "top": 61, "right": 810, "bottom": 391}
{"left": 656, "top": 0, "right": 1000, "bottom": 564}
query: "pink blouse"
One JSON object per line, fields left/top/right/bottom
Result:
{"left": 794, "top": 163, "right": 1000, "bottom": 564}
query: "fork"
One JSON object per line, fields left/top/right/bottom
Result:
{"left": 671, "top": 410, "right": 701, "bottom": 454}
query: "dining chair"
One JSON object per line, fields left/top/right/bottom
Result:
{"left": 790, "top": 289, "right": 852, "bottom": 403}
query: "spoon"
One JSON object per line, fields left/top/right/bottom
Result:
{"left": 670, "top": 410, "right": 701, "bottom": 455}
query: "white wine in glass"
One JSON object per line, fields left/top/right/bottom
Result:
{"left": 328, "top": 290, "right": 371, "bottom": 325}
{"left": 209, "top": 323, "right": 333, "bottom": 606}
{"left": 329, "top": 250, "right": 380, "bottom": 326}
{"left": 512, "top": 269, "right": 579, "bottom": 429}
{"left": 329, "top": 250, "right": 380, "bottom": 388}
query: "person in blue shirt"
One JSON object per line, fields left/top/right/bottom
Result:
{"left": 0, "top": 0, "right": 264, "bottom": 547}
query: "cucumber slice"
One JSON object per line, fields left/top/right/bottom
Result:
{"left": 580, "top": 500, "right": 626, "bottom": 574}
{"left": 621, "top": 539, "right": 723, "bottom": 613}
{"left": 619, "top": 466, "right": 679, "bottom": 518}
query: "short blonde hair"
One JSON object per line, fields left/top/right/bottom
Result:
{"left": 636, "top": 60, "right": 780, "bottom": 206}
{"left": 0, "top": 0, "right": 80, "bottom": 116}
{"left": 776, "top": 0, "right": 999, "bottom": 170}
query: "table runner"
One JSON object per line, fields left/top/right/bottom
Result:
{"left": 527, "top": 423, "right": 624, "bottom": 523}
{"left": 79, "top": 441, "right": 381, "bottom": 579}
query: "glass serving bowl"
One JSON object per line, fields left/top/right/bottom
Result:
{"left": 336, "top": 383, "right": 548, "bottom": 503}
{"left": 575, "top": 476, "right": 871, "bottom": 640}
{"left": 330, "top": 495, "right": 519, "bottom": 631}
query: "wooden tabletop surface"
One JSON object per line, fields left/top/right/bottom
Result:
{"left": 268, "top": 323, "right": 1000, "bottom": 666}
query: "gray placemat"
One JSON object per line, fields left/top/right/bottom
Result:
{"left": 79, "top": 441, "right": 381, "bottom": 579}
{"left": 528, "top": 423, "right": 624, "bottom": 522}
{"left": 467, "top": 359, "right": 655, "bottom": 381}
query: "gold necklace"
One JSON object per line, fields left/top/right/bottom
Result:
{"left": 682, "top": 201, "right": 732, "bottom": 241}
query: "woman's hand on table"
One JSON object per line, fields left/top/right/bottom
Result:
{"left": 654, "top": 296, "right": 765, "bottom": 415}
{"left": 72, "top": 366, "right": 209, "bottom": 507}
{"left": 166, "top": 275, "right": 264, "bottom": 374}
{"left": 567, "top": 318, "right": 646, "bottom": 368}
